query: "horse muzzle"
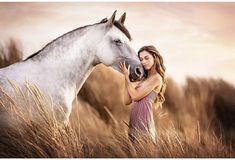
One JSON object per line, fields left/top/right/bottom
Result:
{"left": 126, "top": 62, "right": 144, "bottom": 82}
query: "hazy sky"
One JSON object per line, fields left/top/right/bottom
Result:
{"left": 0, "top": 2, "right": 235, "bottom": 85}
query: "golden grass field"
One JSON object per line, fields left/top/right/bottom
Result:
{"left": 0, "top": 40, "right": 235, "bottom": 157}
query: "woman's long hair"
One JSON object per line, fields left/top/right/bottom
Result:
{"left": 138, "top": 45, "right": 167, "bottom": 108}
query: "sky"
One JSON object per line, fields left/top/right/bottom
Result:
{"left": 0, "top": 2, "right": 235, "bottom": 86}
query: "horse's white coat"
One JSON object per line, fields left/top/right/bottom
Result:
{"left": 0, "top": 15, "right": 143, "bottom": 124}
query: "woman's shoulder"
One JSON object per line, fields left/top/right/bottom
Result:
{"left": 137, "top": 73, "right": 162, "bottom": 86}
{"left": 149, "top": 73, "right": 162, "bottom": 83}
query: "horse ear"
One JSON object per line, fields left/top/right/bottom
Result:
{"left": 118, "top": 12, "right": 126, "bottom": 24}
{"left": 107, "top": 10, "right": 117, "bottom": 28}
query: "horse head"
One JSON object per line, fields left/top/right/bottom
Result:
{"left": 95, "top": 11, "right": 144, "bottom": 81}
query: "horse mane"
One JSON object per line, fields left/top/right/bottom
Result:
{"left": 24, "top": 18, "right": 132, "bottom": 61}
{"left": 23, "top": 24, "right": 94, "bottom": 61}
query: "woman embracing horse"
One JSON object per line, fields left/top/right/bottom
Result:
{"left": 120, "top": 45, "right": 167, "bottom": 143}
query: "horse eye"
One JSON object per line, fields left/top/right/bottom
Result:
{"left": 114, "top": 39, "right": 122, "bottom": 45}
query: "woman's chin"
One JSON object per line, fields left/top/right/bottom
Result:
{"left": 144, "top": 66, "right": 150, "bottom": 70}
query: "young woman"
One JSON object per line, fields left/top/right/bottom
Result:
{"left": 119, "top": 45, "right": 166, "bottom": 143}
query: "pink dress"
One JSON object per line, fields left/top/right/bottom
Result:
{"left": 128, "top": 88, "right": 157, "bottom": 143}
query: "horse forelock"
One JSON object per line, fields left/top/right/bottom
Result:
{"left": 113, "top": 21, "right": 132, "bottom": 41}
{"left": 99, "top": 18, "right": 132, "bottom": 41}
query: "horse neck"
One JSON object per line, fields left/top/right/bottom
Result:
{"left": 29, "top": 26, "right": 100, "bottom": 95}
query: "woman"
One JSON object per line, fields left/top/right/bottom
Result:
{"left": 119, "top": 45, "right": 166, "bottom": 143}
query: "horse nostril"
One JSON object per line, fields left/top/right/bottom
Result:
{"left": 135, "top": 67, "right": 141, "bottom": 76}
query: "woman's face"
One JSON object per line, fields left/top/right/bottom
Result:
{"left": 139, "top": 51, "right": 155, "bottom": 70}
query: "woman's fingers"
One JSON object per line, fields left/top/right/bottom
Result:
{"left": 119, "top": 62, "right": 122, "bottom": 69}
{"left": 123, "top": 60, "right": 127, "bottom": 69}
{"left": 123, "top": 60, "right": 129, "bottom": 70}
{"left": 119, "top": 62, "right": 126, "bottom": 74}
{"left": 119, "top": 61, "right": 126, "bottom": 70}
{"left": 119, "top": 61, "right": 131, "bottom": 76}
{"left": 119, "top": 62, "right": 124, "bottom": 70}
{"left": 127, "top": 64, "right": 130, "bottom": 72}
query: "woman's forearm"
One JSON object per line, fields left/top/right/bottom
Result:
{"left": 124, "top": 83, "right": 132, "bottom": 105}
{"left": 125, "top": 77, "right": 138, "bottom": 100}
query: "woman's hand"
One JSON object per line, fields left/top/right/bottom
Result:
{"left": 119, "top": 61, "right": 130, "bottom": 78}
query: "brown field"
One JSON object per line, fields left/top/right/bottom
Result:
{"left": 0, "top": 40, "right": 235, "bottom": 157}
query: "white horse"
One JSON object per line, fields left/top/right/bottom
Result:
{"left": 0, "top": 11, "right": 144, "bottom": 124}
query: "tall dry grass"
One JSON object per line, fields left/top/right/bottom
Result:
{"left": 0, "top": 40, "right": 235, "bottom": 157}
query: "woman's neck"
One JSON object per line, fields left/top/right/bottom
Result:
{"left": 147, "top": 64, "right": 157, "bottom": 77}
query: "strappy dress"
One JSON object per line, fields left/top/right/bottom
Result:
{"left": 128, "top": 88, "right": 157, "bottom": 142}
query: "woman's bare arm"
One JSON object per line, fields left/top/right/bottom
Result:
{"left": 125, "top": 74, "right": 162, "bottom": 101}
{"left": 119, "top": 61, "right": 161, "bottom": 102}
{"left": 123, "top": 82, "right": 132, "bottom": 105}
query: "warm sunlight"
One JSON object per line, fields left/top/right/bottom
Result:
{"left": 0, "top": 2, "right": 235, "bottom": 85}
{"left": 0, "top": 2, "right": 235, "bottom": 158}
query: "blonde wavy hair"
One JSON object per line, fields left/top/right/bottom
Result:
{"left": 138, "top": 45, "right": 167, "bottom": 108}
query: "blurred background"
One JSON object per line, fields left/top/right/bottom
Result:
{"left": 1, "top": 2, "right": 235, "bottom": 85}
{"left": 0, "top": 2, "right": 235, "bottom": 157}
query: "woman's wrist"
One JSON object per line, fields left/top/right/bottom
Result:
{"left": 125, "top": 75, "right": 130, "bottom": 82}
